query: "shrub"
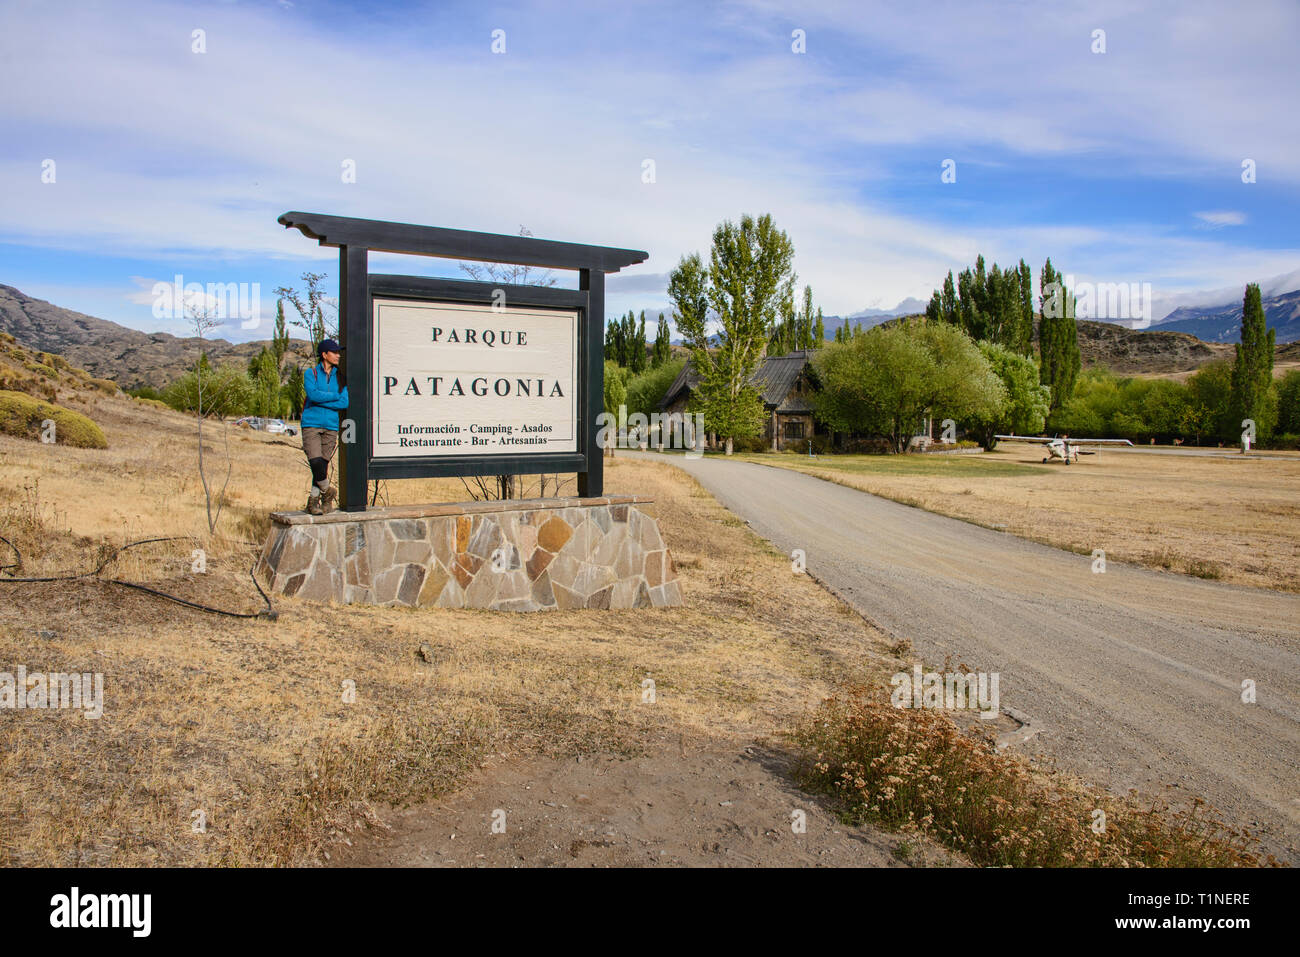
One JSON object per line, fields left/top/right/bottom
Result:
{"left": 624, "top": 357, "right": 686, "bottom": 419}
{"left": 794, "top": 683, "right": 1274, "bottom": 867}
{"left": 0, "top": 371, "right": 57, "bottom": 403}
{"left": 164, "top": 365, "right": 256, "bottom": 417}
{"left": 22, "top": 360, "right": 57, "bottom": 379}
{"left": 840, "top": 437, "right": 893, "bottom": 454}
{"left": 0, "top": 390, "right": 108, "bottom": 448}
{"left": 87, "top": 377, "right": 119, "bottom": 395}
{"left": 732, "top": 433, "right": 769, "bottom": 453}
{"left": 1275, "top": 370, "right": 1300, "bottom": 436}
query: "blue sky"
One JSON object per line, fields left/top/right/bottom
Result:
{"left": 1, "top": 0, "right": 1298, "bottom": 342}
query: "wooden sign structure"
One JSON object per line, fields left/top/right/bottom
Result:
{"left": 278, "top": 212, "right": 647, "bottom": 511}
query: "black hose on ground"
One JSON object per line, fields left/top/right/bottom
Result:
{"left": 0, "top": 534, "right": 277, "bottom": 620}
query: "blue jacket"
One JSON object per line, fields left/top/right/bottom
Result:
{"left": 302, "top": 363, "right": 349, "bottom": 430}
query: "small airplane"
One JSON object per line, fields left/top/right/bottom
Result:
{"left": 995, "top": 433, "right": 1134, "bottom": 464}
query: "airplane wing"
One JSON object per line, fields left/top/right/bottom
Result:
{"left": 995, "top": 435, "right": 1134, "bottom": 447}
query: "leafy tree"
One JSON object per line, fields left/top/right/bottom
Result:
{"left": 248, "top": 347, "right": 282, "bottom": 417}
{"left": 957, "top": 267, "right": 978, "bottom": 338}
{"left": 284, "top": 364, "right": 305, "bottom": 420}
{"left": 1038, "top": 258, "right": 1081, "bottom": 411}
{"left": 924, "top": 258, "right": 1035, "bottom": 357}
{"left": 1230, "top": 283, "right": 1277, "bottom": 440}
{"left": 1015, "top": 259, "right": 1035, "bottom": 356}
{"left": 972, "top": 255, "right": 989, "bottom": 339}
{"left": 1184, "top": 360, "right": 1233, "bottom": 443}
{"left": 630, "top": 311, "right": 648, "bottom": 373}
{"left": 652, "top": 312, "right": 672, "bottom": 367}
{"left": 940, "top": 271, "right": 958, "bottom": 326}
{"left": 925, "top": 292, "right": 941, "bottom": 323}
{"left": 1276, "top": 369, "right": 1300, "bottom": 436}
{"left": 272, "top": 299, "right": 290, "bottom": 368}
{"left": 1047, "top": 368, "right": 1198, "bottom": 442}
{"left": 164, "top": 364, "right": 255, "bottom": 418}
{"left": 798, "top": 285, "right": 816, "bottom": 350}
{"left": 625, "top": 357, "right": 687, "bottom": 418}
{"left": 813, "top": 308, "right": 825, "bottom": 348}
{"left": 669, "top": 214, "right": 795, "bottom": 454}
{"left": 602, "top": 360, "right": 628, "bottom": 457}
{"left": 966, "top": 342, "right": 1050, "bottom": 449}
{"left": 1136, "top": 379, "right": 1191, "bottom": 440}
{"left": 813, "top": 318, "right": 1004, "bottom": 453}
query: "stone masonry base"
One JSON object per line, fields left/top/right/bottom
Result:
{"left": 256, "top": 495, "right": 682, "bottom": 611}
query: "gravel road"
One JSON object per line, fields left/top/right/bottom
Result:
{"left": 627, "top": 451, "right": 1300, "bottom": 860}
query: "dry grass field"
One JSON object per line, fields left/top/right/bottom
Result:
{"left": 737, "top": 446, "right": 1300, "bottom": 592}
{"left": 0, "top": 393, "right": 909, "bottom": 865}
{"left": 0, "top": 391, "right": 1273, "bottom": 866}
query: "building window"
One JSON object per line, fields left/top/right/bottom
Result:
{"left": 783, "top": 420, "right": 804, "bottom": 439}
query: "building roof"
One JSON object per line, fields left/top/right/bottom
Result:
{"left": 659, "top": 349, "right": 816, "bottom": 411}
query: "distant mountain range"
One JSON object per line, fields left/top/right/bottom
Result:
{"left": 1146, "top": 288, "right": 1300, "bottom": 344}
{"left": 0, "top": 284, "right": 311, "bottom": 390}
{"left": 838, "top": 278, "right": 1300, "bottom": 345}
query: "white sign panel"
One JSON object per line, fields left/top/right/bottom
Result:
{"left": 371, "top": 297, "right": 578, "bottom": 459}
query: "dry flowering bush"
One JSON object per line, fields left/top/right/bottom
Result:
{"left": 793, "top": 684, "right": 1278, "bottom": 868}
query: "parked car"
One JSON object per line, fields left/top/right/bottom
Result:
{"left": 234, "top": 417, "right": 296, "bottom": 435}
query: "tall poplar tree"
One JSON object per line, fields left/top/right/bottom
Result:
{"left": 652, "top": 312, "right": 671, "bottom": 367}
{"left": 272, "top": 299, "right": 290, "bottom": 368}
{"left": 1038, "top": 258, "right": 1081, "bottom": 411}
{"left": 631, "top": 311, "right": 648, "bottom": 373}
{"left": 1230, "top": 283, "right": 1276, "bottom": 439}
{"left": 1016, "top": 259, "right": 1035, "bottom": 356}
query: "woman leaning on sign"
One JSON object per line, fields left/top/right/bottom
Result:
{"left": 301, "top": 338, "right": 348, "bottom": 515}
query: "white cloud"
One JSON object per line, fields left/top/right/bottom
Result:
{"left": 1194, "top": 210, "right": 1247, "bottom": 227}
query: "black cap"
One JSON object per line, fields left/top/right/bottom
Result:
{"left": 317, "top": 338, "right": 340, "bottom": 356}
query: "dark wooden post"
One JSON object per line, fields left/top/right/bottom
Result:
{"left": 339, "top": 245, "right": 369, "bottom": 511}
{"left": 578, "top": 267, "right": 603, "bottom": 497}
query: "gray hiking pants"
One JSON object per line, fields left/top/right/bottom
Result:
{"left": 302, "top": 427, "right": 338, "bottom": 496}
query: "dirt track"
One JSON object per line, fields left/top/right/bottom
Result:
{"left": 630, "top": 451, "right": 1300, "bottom": 860}
{"left": 330, "top": 742, "right": 960, "bottom": 868}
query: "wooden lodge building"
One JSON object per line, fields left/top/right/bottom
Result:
{"left": 658, "top": 350, "right": 818, "bottom": 451}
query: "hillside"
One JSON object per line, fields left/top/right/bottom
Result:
{"left": 0, "top": 284, "right": 312, "bottom": 390}
{"left": 1076, "top": 319, "right": 1232, "bottom": 374}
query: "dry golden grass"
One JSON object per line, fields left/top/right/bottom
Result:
{"left": 0, "top": 391, "right": 1270, "bottom": 867}
{"left": 740, "top": 446, "right": 1300, "bottom": 592}
{"left": 0, "top": 394, "right": 904, "bottom": 865}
